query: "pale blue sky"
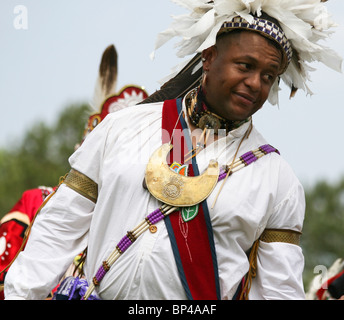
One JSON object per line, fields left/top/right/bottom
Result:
{"left": 1, "top": 0, "right": 344, "bottom": 186}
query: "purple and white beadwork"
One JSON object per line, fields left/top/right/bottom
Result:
{"left": 240, "top": 150, "right": 258, "bottom": 165}
{"left": 94, "top": 266, "right": 107, "bottom": 284}
{"left": 259, "top": 144, "right": 280, "bottom": 155}
{"left": 146, "top": 207, "right": 165, "bottom": 225}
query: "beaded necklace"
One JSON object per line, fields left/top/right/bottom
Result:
{"left": 183, "top": 87, "right": 250, "bottom": 163}
{"left": 185, "top": 87, "right": 249, "bottom": 135}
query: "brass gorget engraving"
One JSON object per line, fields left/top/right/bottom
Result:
{"left": 144, "top": 143, "right": 219, "bottom": 207}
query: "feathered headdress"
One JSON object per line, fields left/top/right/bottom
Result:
{"left": 80, "top": 44, "right": 148, "bottom": 144}
{"left": 151, "top": 0, "right": 342, "bottom": 105}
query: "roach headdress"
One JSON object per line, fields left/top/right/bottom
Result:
{"left": 149, "top": 0, "right": 342, "bottom": 105}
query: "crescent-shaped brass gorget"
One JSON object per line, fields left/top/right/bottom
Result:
{"left": 144, "top": 143, "right": 219, "bottom": 207}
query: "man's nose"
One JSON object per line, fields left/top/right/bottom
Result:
{"left": 244, "top": 72, "right": 261, "bottom": 92}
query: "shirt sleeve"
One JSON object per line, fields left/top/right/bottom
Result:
{"left": 249, "top": 177, "right": 306, "bottom": 300}
{"left": 4, "top": 185, "right": 94, "bottom": 300}
{"left": 4, "top": 115, "right": 115, "bottom": 300}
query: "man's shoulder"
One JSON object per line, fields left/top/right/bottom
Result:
{"left": 247, "top": 127, "right": 302, "bottom": 186}
{"left": 105, "top": 101, "right": 164, "bottom": 123}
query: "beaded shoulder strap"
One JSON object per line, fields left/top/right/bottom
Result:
{"left": 81, "top": 143, "right": 280, "bottom": 300}
{"left": 219, "top": 144, "right": 279, "bottom": 177}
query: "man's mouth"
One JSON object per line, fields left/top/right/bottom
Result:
{"left": 233, "top": 92, "right": 256, "bottom": 105}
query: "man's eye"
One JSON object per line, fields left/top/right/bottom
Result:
{"left": 263, "top": 74, "right": 275, "bottom": 82}
{"left": 238, "top": 63, "right": 250, "bottom": 70}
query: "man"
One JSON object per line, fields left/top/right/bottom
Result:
{"left": 5, "top": 0, "right": 341, "bottom": 300}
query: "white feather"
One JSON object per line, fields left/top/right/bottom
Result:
{"left": 152, "top": 0, "right": 342, "bottom": 105}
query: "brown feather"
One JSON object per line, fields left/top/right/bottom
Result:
{"left": 289, "top": 85, "right": 298, "bottom": 99}
{"left": 99, "top": 44, "right": 118, "bottom": 97}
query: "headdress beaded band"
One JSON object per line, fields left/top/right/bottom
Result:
{"left": 218, "top": 16, "right": 292, "bottom": 73}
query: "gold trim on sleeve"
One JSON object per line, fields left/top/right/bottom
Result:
{"left": 239, "top": 228, "right": 302, "bottom": 300}
{"left": 63, "top": 169, "right": 98, "bottom": 203}
{"left": 260, "top": 228, "right": 301, "bottom": 245}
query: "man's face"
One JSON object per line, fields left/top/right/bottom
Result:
{"left": 202, "top": 31, "right": 282, "bottom": 121}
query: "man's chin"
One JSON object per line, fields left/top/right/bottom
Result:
{"left": 209, "top": 101, "right": 254, "bottom": 122}
{"left": 222, "top": 109, "right": 251, "bottom": 122}
{"left": 225, "top": 103, "right": 261, "bottom": 121}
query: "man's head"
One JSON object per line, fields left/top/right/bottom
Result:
{"left": 201, "top": 30, "right": 283, "bottom": 121}
{"left": 152, "top": 1, "right": 341, "bottom": 107}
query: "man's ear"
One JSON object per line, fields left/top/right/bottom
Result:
{"left": 201, "top": 46, "right": 217, "bottom": 72}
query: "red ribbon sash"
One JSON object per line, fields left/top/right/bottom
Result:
{"left": 162, "top": 99, "right": 220, "bottom": 300}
